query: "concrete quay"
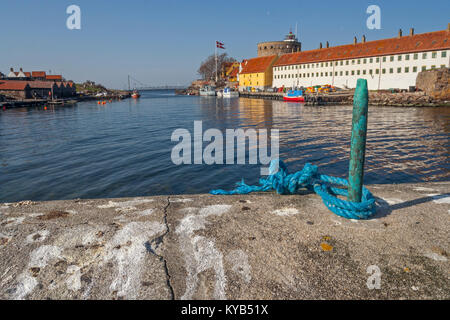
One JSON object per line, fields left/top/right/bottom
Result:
{"left": 0, "top": 182, "right": 448, "bottom": 300}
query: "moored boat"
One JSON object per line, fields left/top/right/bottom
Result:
{"left": 223, "top": 87, "right": 239, "bottom": 98}
{"left": 199, "top": 85, "right": 216, "bottom": 96}
{"left": 283, "top": 89, "right": 305, "bottom": 102}
{"left": 131, "top": 90, "right": 141, "bottom": 99}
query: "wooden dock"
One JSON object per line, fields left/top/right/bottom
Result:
{"left": 239, "top": 91, "right": 353, "bottom": 106}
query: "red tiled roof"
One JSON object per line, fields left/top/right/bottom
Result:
{"left": 229, "top": 67, "right": 239, "bottom": 77}
{"left": 240, "top": 55, "right": 278, "bottom": 74}
{"left": 28, "top": 81, "right": 55, "bottom": 89}
{"left": 32, "top": 71, "right": 47, "bottom": 78}
{"left": 24, "top": 72, "right": 31, "bottom": 77}
{"left": 274, "top": 29, "right": 450, "bottom": 67}
{"left": 46, "top": 75, "right": 63, "bottom": 80}
{"left": 0, "top": 80, "right": 30, "bottom": 90}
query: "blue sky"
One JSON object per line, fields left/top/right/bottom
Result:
{"left": 1, "top": 0, "right": 449, "bottom": 89}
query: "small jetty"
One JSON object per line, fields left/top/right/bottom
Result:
{"left": 239, "top": 91, "right": 354, "bottom": 106}
{"left": 1, "top": 93, "right": 131, "bottom": 110}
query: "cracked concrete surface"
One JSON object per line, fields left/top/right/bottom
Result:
{"left": 0, "top": 182, "right": 449, "bottom": 300}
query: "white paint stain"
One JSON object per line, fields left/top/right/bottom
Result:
{"left": 66, "top": 265, "right": 82, "bottom": 291}
{"left": 26, "top": 230, "right": 50, "bottom": 244}
{"left": 98, "top": 199, "right": 154, "bottom": 210}
{"left": 272, "top": 208, "right": 299, "bottom": 216}
{"left": 29, "top": 245, "right": 63, "bottom": 268}
{"left": 426, "top": 194, "right": 450, "bottom": 204}
{"left": 414, "top": 187, "right": 436, "bottom": 192}
{"left": 424, "top": 252, "right": 447, "bottom": 262}
{"left": 136, "top": 209, "right": 154, "bottom": 216}
{"left": 226, "top": 250, "right": 252, "bottom": 284}
{"left": 385, "top": 198, "right": 404, "bottom": 205}
{"left": 171, "top": 198, "right": 194, "bottom": 203}
{"left": 176, "top": 205, "right": 232, "bottom": 300}
{"left": 103, "top": 221, "right": 166, "bottom": 299}
{"left": 2, "top": 217, "right": 25, "bottom": 227}
{"left": 11, "top": 274, "right": 38, "bottom": 300}
{"left": 11, "top": 245, "right": 63, "bottom": 300}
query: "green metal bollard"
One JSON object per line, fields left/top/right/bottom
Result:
{"left": 348, "top": 79, "right": 369, "bottom": 203}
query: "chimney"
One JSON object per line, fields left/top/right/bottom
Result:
{"left": 448, "top": 23, "right": 450, "bottom": 32}
{"left": 10, "top": 67, "right": 14, "bottom": 72}
{"left": 20, "top": 68, "right": 23, "bottom": 72}
{"left": 326, "top": 41, "right": 329, "bottom": 48}
{"left": 398, "top": 29, "right": 403, "bottom": 38}
{"left": 410, "top": 28, "right": 414, "bottom": 36}
{"left": 319, "top": 42, "right": 323, "bottom": 49}
{"left": 362, "top": 35, "right": 366, "bottom": 43}
{"left": 354, "top": 36, "right": 357, "bottom": 45}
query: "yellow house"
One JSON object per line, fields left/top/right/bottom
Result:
{"left": 222, "top": 62, "right": 240, "bottom": 82}
{"left": 239, "top": 55, "right": 278, "bottom": 91}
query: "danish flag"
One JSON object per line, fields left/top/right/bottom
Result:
{"left": 216, "top": 41, "right": 225, "bottom": 49}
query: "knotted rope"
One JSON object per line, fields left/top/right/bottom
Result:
{"left": 211, "top": 160, "right": 376, "bottom": 220}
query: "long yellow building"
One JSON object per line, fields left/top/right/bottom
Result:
{"left": 239, "top": 55, "right": 278, "bottom": 91}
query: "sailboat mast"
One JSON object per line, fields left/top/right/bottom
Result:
{"left": 128, "top": 75, "right": 131, "bottom": 91}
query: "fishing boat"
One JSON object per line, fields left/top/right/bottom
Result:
{"left": 199, "top": 85, "right": 216, "bottom": 96}
{"left": 216, "top": 89, "right": 224, "bottom": 98}
{"left": 131, "top": 90, "right": 141, "bottom": 99}
{"left": 128, "top": 75, "right": 141, "bottom": 99}
{"left": 283, "top": 89, "right": 305, "bottom": 102}
{"left": 223, "top": 87, "right": 239, "bottom": 98}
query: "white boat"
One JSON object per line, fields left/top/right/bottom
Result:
{"left": 199, "top": 85, "right": 216, "bottom": 96}
{"left": 216, "top": 90, "right": 224, "bottom": 98}
{"left": 223, "top": 87, "right": 239, "bottom": 98}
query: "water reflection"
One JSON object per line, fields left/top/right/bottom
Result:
{"left": 0, "top": 91, "right": 448, "bottom": 202}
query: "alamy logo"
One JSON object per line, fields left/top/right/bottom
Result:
{"left": 366, "top": 5, "right": 381, "bottom": 30}
{"left": 171, "top": 121, "right": 279, "bottom": 175}
{"left": 66, "top": 5, "right": 81, "bottom": 30}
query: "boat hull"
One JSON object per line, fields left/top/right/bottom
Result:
{"left": 283, "top": 96, "right": 305, "bottom": 102}
{"left": 223, "top": 92, "right": 239, "bottom": 98}
{"left": 199, "top": 91, "right": 216, "bottom": 96}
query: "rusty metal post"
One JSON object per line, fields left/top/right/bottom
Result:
{"left": 348, "top": 79, "right": 369, "bottom": 202}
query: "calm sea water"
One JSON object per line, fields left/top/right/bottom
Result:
{"left": 0, "top": 90, "right": 449, "bottom": 202}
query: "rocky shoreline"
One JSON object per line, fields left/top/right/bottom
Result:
{"left": 178, "top": 68, "right": 450, "bottom": 107}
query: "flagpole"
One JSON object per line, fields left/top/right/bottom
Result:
{"left": 215, "top": 42, "right": 218, "bottom": 83}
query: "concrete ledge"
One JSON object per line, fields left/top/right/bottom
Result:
{"left": 0, "top": 182, "right": 449, "bottom": 300}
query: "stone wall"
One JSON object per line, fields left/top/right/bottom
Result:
{"left": 416, "top": 67, "right": 450, "bottom": 100}
{"left": 257, "top": 41, "right": 301, "bottom": 57}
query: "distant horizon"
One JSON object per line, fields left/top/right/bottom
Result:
{"left": 1, "top": 0, "right": 449, "bottom": 89}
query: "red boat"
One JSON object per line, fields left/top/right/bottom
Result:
{"left": 131, "top": 90, "right": 141, "bottom": 99}
{"left": 283, "top": 95, "right": 305, "bottom": 102}
{"left": 283, "top": 90, "right": 305, "bottom": 102}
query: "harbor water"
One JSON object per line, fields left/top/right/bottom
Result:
{"left": 0, "top": 90, "right": 448, "bottom": 202}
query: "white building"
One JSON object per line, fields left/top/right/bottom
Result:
{"left": 273, "top": 26, "right": 450, "bottom": 90}
{"left": 7, "top": 67, "right": 27, "bottom": 79}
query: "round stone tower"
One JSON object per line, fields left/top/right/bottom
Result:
{"left": 257, "top": 31, "right": 302, "bottom": 57}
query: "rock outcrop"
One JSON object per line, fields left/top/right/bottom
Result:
{"left": 416, "top": 67, "right": 450, "bottom": 100}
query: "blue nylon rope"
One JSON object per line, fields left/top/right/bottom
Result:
{"left": 210, "top": 159, "right": 376, "bottom": 220}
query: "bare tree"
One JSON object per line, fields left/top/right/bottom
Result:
{"left": 197, "top": 53, "right": 236, "bottom": 81}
